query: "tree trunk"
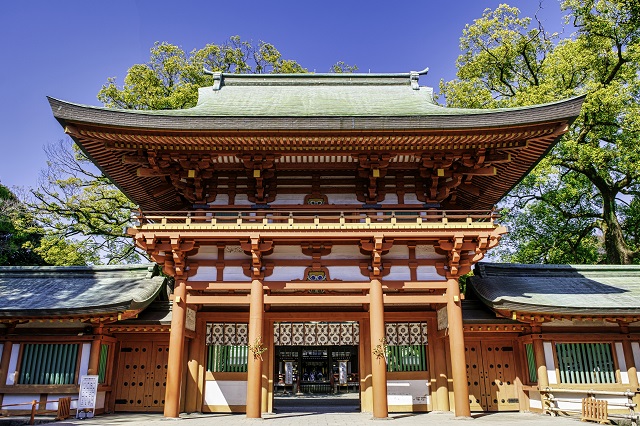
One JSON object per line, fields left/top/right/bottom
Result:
{"left": 601, "top": 192, "right": 633, "bottom": 264}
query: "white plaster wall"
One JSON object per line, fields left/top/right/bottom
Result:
{"left": 384, "top": 193, "right": 399, "bottom": 204}
{"left": 204, "top": 380, "right": 247, "bottom": 406}
{"left": 385, "top": 245, "right": 409, "bottom": 259}
{"left": 266, "top": 266, "right": 307, "bottom": 282}
{"left": 549, "top": 393, "right": 628, "bottom": 411}
{"left": 326, "top": 266, "right": 366, "bottom": 281}
{"left": 403, "top": 193, "right": 423, "bottom": 205}
{"left": 224, "top": 246, "right": 248, "bottom": 260}
{"left": 209, "top": 193, "right": 229, "bottom": 206}
{"left": 270, "top": 245, "right": 304, "bottom": 258}
{"left": 416, "top": 266, "right": 445, "bottom": 281}
{"left": 6, "top": 344, "right": 19, "bottom": 385}
{"left": 386, "top": 380, "right": 430, "bottom": 406}
{"left": 632, "top": 342, "right": 640, "bottom": 383}
{"left": 190, "top": 245, "right": 218, "bottom": 260}
{"left": 191, "top": 266, "right": 217, "bottom": 281}
{"left": 386, "top": 266, "right": 411, "bottom": 281}
{"left": 528, "top": 390, "right": 542, "bottom": 409}
{"left": 543, "top": 342, "right": 557, "bottom": 384}
{"left": 224, "top": 267, "right": 250, "bottom": 282}
{"left": 270, "top": 194, "right": 306, "bottom": 205}
{"left": 326, "top": 193, "right": 360, "bottom": 205}
{"left": 234, "top": 194, "right": 251, "bottom": 205}
{"left": 616, "top": 342, "right": 629, "bottom": 383}
{"left": 78, "top": 343, "right": 91, "bottom": 379}
{"left": 46, "top": 394, "right": 84, "bottom": 410}
{"left": 323, "top": 245, "right": 368, "bottom": 260}
{"left": 2, "top": 395, "right": 40, "bottom": 410}
{"left": 415, "top": 245, "right": 445, "bottom": 260}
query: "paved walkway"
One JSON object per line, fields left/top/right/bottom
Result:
{"left": 42, "top": 411, "right": 584, "bottom": 426}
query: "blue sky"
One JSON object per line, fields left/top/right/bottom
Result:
{"left": 0, "top": 0, "right": 566, "bottom": 190}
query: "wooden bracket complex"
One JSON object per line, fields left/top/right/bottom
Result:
{"left": 435, "top": 231, "right": 503, "bottom": 278}
{"left": 360, "top": 236, "right": 393, "bottom": 278}
{"left": 241, "top": 237, "right": 274, "bottom": 278}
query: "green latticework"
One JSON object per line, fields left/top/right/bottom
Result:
{"left": 19, "top": 344, "right": 79, "bottom": 385}
{"left": 556, "top": 343, "right": 615, "bottom": 384}
{"left": 386, "top": 345, "right": 427, "bottom": 372}
{"left": 525, "top": 344, "right": 537, "bottom": 383}
{"left": 207, "top": 345, "right": 248, "bottom": 372}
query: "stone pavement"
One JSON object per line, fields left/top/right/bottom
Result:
{"left": 41, "top": 411, "right": 585, "bottom": 426}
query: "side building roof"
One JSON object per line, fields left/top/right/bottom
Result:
{"left": 0, "top": 263, "right": 166, "bottom": 319}
{"left": 469, "top": 263, "right": 640, "bottom": 317}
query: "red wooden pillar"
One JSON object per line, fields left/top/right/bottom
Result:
{"left": 164, "top": 279, "right": 187, "bottom": 418}
{"left": 369, "top": 279, "right": 388, "bottom": 418}
{"left": 246, "top": 279, "right": 264, "bottom": 418}
{"left": 446, "top": 277, "right": 470, "bottom": 417}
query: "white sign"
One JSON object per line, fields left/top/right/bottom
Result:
{"left": 339, "top": 361, "right": 348, "bottom": 385}
{"left": 186, "top": 308, "right": 196, "bottom": 332}
{"left": 285, "top": 362, "right": 293, "bottom": 385}
{"left": 437, "top": 306, "right": 448, "bottom": 331}
{"left": 77, "top": 375, "right": 99, "bottom": 418}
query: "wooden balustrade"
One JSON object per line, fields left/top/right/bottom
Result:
{"left": 132, "top": 209, "right": 499, "bottom": 231}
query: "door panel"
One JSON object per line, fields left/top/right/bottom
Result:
{"left": 114, "top": 340, "right": 169, "bottom": 412}
{"left": 465, "top": 341, "right": 518, "bottom": 412}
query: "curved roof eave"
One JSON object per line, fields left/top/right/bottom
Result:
{"left": 48, "top": 95, "right": 586, "bottom": 132}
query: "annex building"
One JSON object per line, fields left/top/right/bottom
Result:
{"left": 3, "top": 70, "right": 637, "bottom": 420}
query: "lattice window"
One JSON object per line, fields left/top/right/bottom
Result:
{"left": 18, "top": 343, "right": 79, "bottom": 385}
{"left": 387, "top": 345, "right": 428, "bottom": 372}
{"left": 524, "top": 343, "right": 537, "bottom": 383}
{"left": 207, "top": 345, "right": 248, "bottom": 373}
{"left": 206, "top": 323, "right": 249, "bottom": 346}
{"left": 384, "top": 322, "right": 428, "bottom": 372}
{"left": 273, "top": 322, "right": 360, "bottom": 346}
{"left": 385, "top": 322, "right": 428, "bottom": 345}
{"left": 98, "top": 344, "right": 109, "bottom": 384}
{"left": 556, "top": 343, "right": 616, "bottom": 384}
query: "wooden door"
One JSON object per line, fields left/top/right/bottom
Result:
{"left": 114, "top": 340, "right": 169, "bottom": 412}
{"left": 465, "top": 341, "right": 518, "bottom": 411}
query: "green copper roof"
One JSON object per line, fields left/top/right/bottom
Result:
{"left": 49, "top": 71, "right": 585, "bottom": 127}
{"left": 470, "top": 263, "right": 640, "bottom": 316}
{"left": 0, "top": 264, "right": 166, "bottom": 318}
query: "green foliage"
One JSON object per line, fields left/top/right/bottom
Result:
{"left": 30, "top": 141, "right": 139, "bottom": 265}
{"left": 330, "top": 61, "right": 359, "bottom": 73}
{"left": 0, "top": 184, "right": 47, "bottom": 266}
{"left": 442, "top": 1, "right": 640, "bottom": 264}
{"left": 98, "top": 37, "right": 307, "bottom": 110}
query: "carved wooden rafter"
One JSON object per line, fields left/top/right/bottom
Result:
{"left": 301, "top": 242, "right": 333, "bottom": 269}
{"left": 355, "top": 153, "right": 395, "bottom": 204}
{"left": 240, "top": 153, "right": 279, "bottom": 204}
{"left": 417, "top": 150, "right": 511, "bottom": 204}
{"left": 360, "top": 236, "right": 393, "bottom": 278}
{"left": 240, "top": 237, "right": 274, "bottom": 278}
{"left": 134, "top": 234, "right": 199, "bottom": 279}
{"left": 128, "top": 151, "right": 218, "bottom": 204}
{"left": 435, "top": 232, "right": 502, "bottom": 277}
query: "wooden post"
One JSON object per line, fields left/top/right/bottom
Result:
{"left": 185, "top": 309, "right": 202, "bottom": 413}
{"left": 0, "top": 341, "right": 13, "bottom": 385}
{"left": 622, "top": 335, "right": 639, "bottom": 389}
{"left": 369, "top": 279, "right": 388, "bottom": 419}
{"left": 246, "top": 279, "right": 264, "bottom": 418}
{"left": 446, "top": 277, "right": 470, "bottom": 418}
{"left": 87, "top": 337, "right": 102, "bottom": 376}
{"left": 432, "top": 333, "right": 450, "bottom": 412}
{"left": 164, "top": 279, "right": 187, "bottom": 418}
{"left": 531, "top": 328, "right": 549, "bottom": 413}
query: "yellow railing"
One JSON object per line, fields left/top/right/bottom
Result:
{"left": 132, "top": 209, "right": 499, "bottom": 231}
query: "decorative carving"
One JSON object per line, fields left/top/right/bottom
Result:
{"left": 435, "top": 232, "right": 502, "bottom": 277}
{"left": 240, "top": 238, "right": 274, "bottom": 278}
{"left": 240, "top": 153, "right": 279, "bottom": 204}
{"left": 133, "top": 235, "right": 199, "bottom": 279}
{"left": 128, "top": 151, "right": 218, "bottom": 205}
{"left": 355, "top": 153, "right": 395, "bottom": 204}
{"left": 417, "top": 150, "right": 511, "bottom": 204}
{"left": 360, "top": 237, "right": 393, "bottom": 277}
